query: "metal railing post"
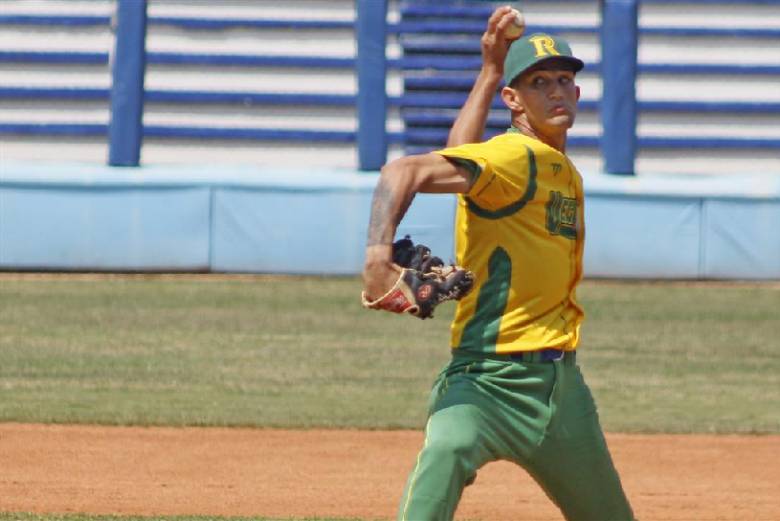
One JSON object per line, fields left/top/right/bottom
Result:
{"left": 108, "top": 0, "right": 147, "bottom": 166}
{"left": 600, "top": 0, "right": 638, "bottom": 175}
{"left": 356, "top": 0, "right": 388, "bottom": 171}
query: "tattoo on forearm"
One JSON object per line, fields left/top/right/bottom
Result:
{"left": 366, "top": 176, "right": 415, "bottom": 246}
{"left": 367, "top": 177, "right": 394, "bottom": 246}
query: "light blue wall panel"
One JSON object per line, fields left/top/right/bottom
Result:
{"left": 211, "top": 188, "right": 370, "bottom": 274}
{"left": 1, "top": 163, "right": 777, "bottom": 279}
{"left": 0, "top": 186, "right": 211, "bottom": 270}
{"left": 211, "top": 188, "right": 456, "bottom": 274}
{"left": 703, "top": 199, "right": 780, "bottom": 279}
{"left": 396, "top": 194, "right": 457, "bottom": 263}
{"left": 584, "top": 195, "right": 702, "bottom": 278}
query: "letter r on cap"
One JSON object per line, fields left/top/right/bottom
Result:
{"left": 529, "top": 36, "right": 561, "bottom": 58}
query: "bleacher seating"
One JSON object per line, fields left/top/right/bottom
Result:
{"left": 398, "top": 0, "right": 780, "bottom": 175}
{"left": 0, "top": 0, "right": 778, "bottom": 176}
{"left": 0, "top": 0, "right": 386, "bottom": 168}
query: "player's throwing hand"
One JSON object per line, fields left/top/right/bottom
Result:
{"left": 481, "top": 6, "right": 526, "bottom": 79}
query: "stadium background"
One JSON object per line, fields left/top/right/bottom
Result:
{"left": 0, "top": 1, "right": 779, "bottom": 520}
{"left": 0, "top": 0, "right": 778, "bottom": 279}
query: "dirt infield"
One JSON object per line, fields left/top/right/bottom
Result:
{"left": 1, "top": 424, "right": 778, "bottom": 520}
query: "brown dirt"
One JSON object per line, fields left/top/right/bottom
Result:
{"left": 1, "top": 424, "right": 778, "bottom": 521}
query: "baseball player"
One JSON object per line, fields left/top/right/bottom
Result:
{"left": 362, "top": 6, "right": 635, "bottom": 521}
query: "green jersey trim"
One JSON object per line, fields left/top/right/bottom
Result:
{"left": 464, "top": 145, "right": 538, "bottom": 220}
{"left": 458, "top": 247, "right": 512, "bottom": 352}
{"left": 445, "top": 156, "right": 482, "bottom": 187}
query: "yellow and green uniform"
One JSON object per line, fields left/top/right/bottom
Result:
{"left": 396, "top": 131, "right": 634, "bottom": 521}
{"left": 440, "top": 130, "right": 585, "bottom": 354}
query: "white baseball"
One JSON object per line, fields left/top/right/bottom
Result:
{"left": 504, "top": 8, "right": 525, "bottom": 39}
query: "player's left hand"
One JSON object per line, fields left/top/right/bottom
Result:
{"left": 361, "top": 236, "right": 475, "bottom": 319}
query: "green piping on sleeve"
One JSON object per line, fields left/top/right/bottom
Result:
{"left": 458, "top": 246, "right": 512, "bottom": 352}
{"left": 465, "top": 144, "right": 537, "bottom": 220}
{"left": 445, "top": 156, "right": 482, "bottom": 187}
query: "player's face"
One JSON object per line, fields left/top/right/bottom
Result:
{"left": 510, "top": 66, "right": 580, "bottom": 132}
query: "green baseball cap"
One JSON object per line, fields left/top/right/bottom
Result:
{"left": 503, "top": 33, "right": 584, "bottom": 86}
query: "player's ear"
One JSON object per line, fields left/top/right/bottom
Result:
{"left": 576, "top": 84, "right": 581, "bottom": 101}
{"left": 501, "top": 86, "right": 524, "bottom": 113}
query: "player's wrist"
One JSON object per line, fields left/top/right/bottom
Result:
{"left": 363, "top": 246, "right": 398, "bottom": 290}
{"left": 362, "top": 258, "right": 401, "bottom": 303}
{"left": 477, "top": 67, "right": 503, "bottom": 84}
{"left": 364, "top": 243, "right": 393, "bottom": 266}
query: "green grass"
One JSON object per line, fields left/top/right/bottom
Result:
{"left": 0, "top": 275, "right": 778, "bottom": 433}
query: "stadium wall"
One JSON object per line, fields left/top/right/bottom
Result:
{"left": 1, "top": 162, "right": 778, "bottom": 279}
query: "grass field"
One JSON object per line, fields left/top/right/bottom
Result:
{"left": 1, "top": 274, "right": 778, "bottom": 434}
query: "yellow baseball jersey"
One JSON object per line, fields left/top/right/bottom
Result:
{"left": 435, "top": 130, "right": 585, "bottom": 354}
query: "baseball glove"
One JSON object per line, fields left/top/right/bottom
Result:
{"left": 361, "top": 235, "right": 475, "bottom": 319}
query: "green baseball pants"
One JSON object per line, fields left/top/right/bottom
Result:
{"left": 398, "top": 351, "right": 635, "bottom": 521}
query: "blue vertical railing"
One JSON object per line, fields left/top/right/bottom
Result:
{"left": 356, "top": 0, "right": 388, "bottom": 170}
{"left": 600, "top": 0, "right": 639, "bottom": 175}
{"left": 108, "top": 0, "right": 147, "bottom": 166}
{"left": 100, "top": 0, "right": 642, "bottom": 173}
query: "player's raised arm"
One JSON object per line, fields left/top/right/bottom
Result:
{"left": 362, "top": 153, "right": 473, "bottom": 301}
{"left": 447, "top": 5, "right": 525, "bottom": 147}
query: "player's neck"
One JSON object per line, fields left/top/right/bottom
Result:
{"left": 511, "top": 119, "right": 567, "bottom": 153}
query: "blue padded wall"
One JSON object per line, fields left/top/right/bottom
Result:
{"left": 395, "top": 193, "right": 457, "bottom": 264}
{"left": 211, "top": 188, "right": 455, "bottom": 274}
{"left": 0, "top": 163, "right": 777, "bottom": 279}
{"left": 703, "top": 199, "right": 780, "bottom": 279}
{"left": 212, "top": 188, "right": 372, "bottom": 274}
{"left": 0, "top": 185, "right": 210, "bottom": 270}
{"left": 584, "top": 195, "right": 701, "bottom": 278}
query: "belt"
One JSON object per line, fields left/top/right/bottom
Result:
{"left": 453, "top": 348, "right": 575, "bottom": 363}
{"left": 508, "top": 348, "right": 572, "bottom": 363}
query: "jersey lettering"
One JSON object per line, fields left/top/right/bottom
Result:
{"left": 546, "top": 190, "right": 577, "bottom": 239}
{"left": 529, "top": 35, "right": 561, "bottom": 58}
